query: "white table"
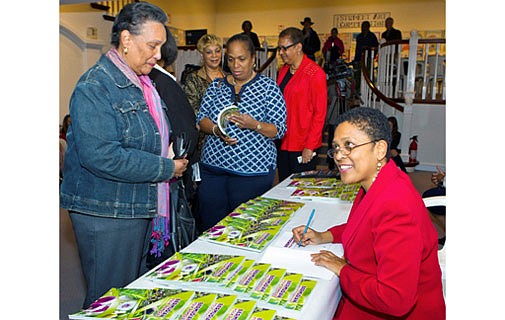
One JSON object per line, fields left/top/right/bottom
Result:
{"left": 128, "top": 177, "right": 352, "bottom": 320}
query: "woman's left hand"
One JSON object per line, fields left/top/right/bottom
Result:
{"left": 228, "top": 113, "right": 257, "bottom": 130}
{"left": 310, "top": 250, "right": 348, "bottom": 276}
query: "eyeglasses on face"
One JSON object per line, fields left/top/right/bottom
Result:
{"left": 327, "top": 140, "right": 378, "bottom": 158}
{"left": 277, "top": 42, "right": 299, "bottom": 52}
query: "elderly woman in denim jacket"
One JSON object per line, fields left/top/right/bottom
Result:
{"left": 60, "top": 2, "right": 188, "bottom": 308}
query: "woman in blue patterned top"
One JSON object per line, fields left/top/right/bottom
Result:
{"left": 196, "top": 33, "right": 287, "bottom": 232}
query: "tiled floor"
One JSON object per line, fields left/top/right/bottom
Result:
{"left": 59, "top": 169, "right": 443, "bottom": 320}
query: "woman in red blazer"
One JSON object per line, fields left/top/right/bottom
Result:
{"left": 293, "top": 107, "right": 445, "bottom": 319}
{"left": 276, "top": 27, "right": 327, "bottom": 182}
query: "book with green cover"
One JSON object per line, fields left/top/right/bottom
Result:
{"left": 250, "top": 267, "right": 286, "bottom": 300}
{"left": 284, "top": 279, "right": 317, "bottom": 311}
{"left": 199, "top": 197, "right": 304, "bottom": 252}
{"left": 178, "top": 292, "right": 217, "bottom": 320}
{"left": 222, "top": 299, "right": 256, "bottom": 320}
{"left": 129, "top": 290, "right": 195, "bottom": 319}
{"left": 147, "top": 252, "right": 246, "bottom": 285}
{"left": 249, "top": 307, "right": 277, "bottom": 320}
{"left": 267, "top": 273, "right": 303, "bottom": 306}
{"left": 233, "top": 263, "right": 271, "bottom": 293}
{"left": 202, "top": 294, "right": 238, "bottom": 320}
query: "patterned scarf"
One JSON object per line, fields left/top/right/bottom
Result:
{"left": 106, "top": 48, "right": 171, "bottom": 257}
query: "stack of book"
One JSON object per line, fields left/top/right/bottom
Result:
{"left": 198, "top": 197, "right": 305, "bottom": 252}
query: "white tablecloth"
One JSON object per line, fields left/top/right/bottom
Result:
{"left": 128, "top": 176, "right": 352, "bottom": 320}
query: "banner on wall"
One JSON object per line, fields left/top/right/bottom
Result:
{"left": 333, "top": 12, "right": 391, "bottom": 29}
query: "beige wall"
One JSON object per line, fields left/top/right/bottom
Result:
{"left": 60, "top": 0, "right": 445, "bottom": 40}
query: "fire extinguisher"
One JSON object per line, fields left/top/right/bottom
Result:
{"left": 409, "top": 136, "right": 418, "bottom": 163}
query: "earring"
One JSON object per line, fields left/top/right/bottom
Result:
{"left": 377, "top": 161, "right": 382, "bottom": 172}
{"left": 123, "top": 47, "right": 128, "bottom": 55}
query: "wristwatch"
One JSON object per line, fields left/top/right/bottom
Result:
{"left": 255, "top": 122, "right": 262, "bottom": 131}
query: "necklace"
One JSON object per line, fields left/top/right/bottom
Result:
{"left": 204, "top": 66, "right": 224, "bottom": 82}
{"left": 231, "top": 71, "right": 256, "bottom": 87}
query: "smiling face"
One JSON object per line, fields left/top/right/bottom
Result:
{"left": 226, "top": 40, "right": 255, "bottom": 82}
{"left": 202, "top": 44, "right": 222, "bottom": 70}
{"left": 333, "top": 121, "right": 386, "bottom": 191}
{"left": 120, "top": 20, "right": 166, "bottom": 75}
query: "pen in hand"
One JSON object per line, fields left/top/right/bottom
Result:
{"left": 297, "top": 209, "right": 315, "bottom": 247}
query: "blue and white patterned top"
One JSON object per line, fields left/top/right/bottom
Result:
{"left": 196, "top": 74, "right": 287, "bottom": 176}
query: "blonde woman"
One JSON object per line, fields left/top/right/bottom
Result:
{"left": 183, "top": 34, "right": 226, "bottom": 115}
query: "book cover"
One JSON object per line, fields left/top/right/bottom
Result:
{"left": 250, "top": 267, "right": 286, "bottom": 300}
{"left": 284, "top": 279, "right": 317, "bottom": 311}
{"left": 178, "top": 292, "right": 217, "bottom": 320}
{"left": 217, "top": 105, "right": 240, "bottom": 136}
{"left": 233, "top": 263, "right": 271, "bottom": 293}
{"left": 224, "top": 259, "right": 255, "bottom": 288}
{"left": 222, "top": 299, "right": 257, "bottom": 320}
{"left": 69, "top": 287, "right": 152, "bottom": 319}
{"left": 129, "top": 290, "right": 195, "bottom": 319}
{"left": 147, "top": 252, "right": 246, "bottom": 286}
{"left": 250, "top": 307, "right": 277, "bottom": 320}
{"left": 202, "top": 294, "right": 238, "bottom": 320}
{"left": 199, "top": 197, "right": 304, "bottom": 252}
{"left": 267, "top": 273, "right": 303, "bottom": 306}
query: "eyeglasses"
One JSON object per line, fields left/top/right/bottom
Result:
{"left": 277, "top": 42, "right": 299, "bottom": 52}
{"left": 327, "top": 140, "right": 378, "bottom": 158}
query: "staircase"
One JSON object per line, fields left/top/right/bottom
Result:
{"left": 90, "top": 0, "right": 138, "bottom": 21}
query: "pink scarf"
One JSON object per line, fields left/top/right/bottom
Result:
{"left": 106, "top": 48, "right": 171, "bottom": 256}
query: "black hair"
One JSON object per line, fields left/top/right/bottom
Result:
{"left": 226, "top": 33, "right": 255, "bottom": 57}
{"left": 110, "top": 2, "right": 167, "bottom": 47}
{"left": 331, "top": 27, "right": 339, "bottom": 34}
{"left": 279, "top": 27, "right": 303, "bottom": 45}
{"left": 387, "top": 116, "right": 399, "bottom": 133}
{"left": 241, "top": 20, "right": 252, "bottom": 30}
{"left": 336, "top": 107, "right": 391, "bottom": 157}
{"left": 160, "top": 25, "right": 178, "bottom": 67}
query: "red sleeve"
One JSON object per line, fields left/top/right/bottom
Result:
{"left": 304, "top": 68, "right": 327, "bottom": 151}
{"left": 338, "top": 203, "right": 423, "bottom": 317}
{"left": 328, "top": 224, "right": 346, "bottom": 243}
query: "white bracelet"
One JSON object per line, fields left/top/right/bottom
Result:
{"left": 212, "top": 125, "right": 218, "bottom": 136}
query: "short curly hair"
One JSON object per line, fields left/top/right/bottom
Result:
{"left": 336, "top": 107, "right": 392, "bottom": 158}
{"left": 110, "top": 2, "right": 167, "bottom": 48}
{"left": 196, "top": 34, "right": 222, "bottom": 54}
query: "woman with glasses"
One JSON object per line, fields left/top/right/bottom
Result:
{"left": 276, "top": 27, "right": 327, "bottom": 182}
{"left": 195, "top": 34, "right": 286, "bottom": 232}
{"left": 293, "top": 107, "right": 445, "bottom": 319}
{"left": 60, "top": 2, "right": 188, "bottom": 308}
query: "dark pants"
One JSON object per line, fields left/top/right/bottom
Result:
{"left": 277, "top": 149, "right": 317, "bottom": 182}
{"left": 422, "top": 186, "right": 446, "bottom": 216}
{"left": 70, "top": 212, "right": 151, "bottom": 308}
{"left": 197, "top": 164, "right": 275, "bottom": 233}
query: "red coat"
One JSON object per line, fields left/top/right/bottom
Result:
{"left": 329, "top": 161, "right": 445, "bottom": 319}
{"left": 277, "top": 55, "right": 327, "bottom": 152}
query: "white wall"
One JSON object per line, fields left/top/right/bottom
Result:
{"left": 59, "top": 12, "right": 110, "bottom": 123}
{"left": 380, "top": 103, "right": 445, "bottom": 171}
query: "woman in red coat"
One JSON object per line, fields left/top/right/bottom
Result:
{"left": 276, "top": 27, "right": 327, "bottom": 182}
{"left": 293, "top": 107, "right": 445, "bottom": 319}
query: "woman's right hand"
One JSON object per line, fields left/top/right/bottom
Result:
{"left": 292, "top": 225, "right": 328, "bottom": 246}
{"left": 173, "top": 158, "right": 189, "bottom": 178}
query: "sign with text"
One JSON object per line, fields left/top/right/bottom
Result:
{"left": 334, "top": 12, "right": 391, "bottom": 29}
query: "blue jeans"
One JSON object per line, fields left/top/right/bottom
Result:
{"left": 69, "top": 212, "right": 151, "bottom": 308}
{"left": 197, "top": 165, "right": 275, "bottom": 232}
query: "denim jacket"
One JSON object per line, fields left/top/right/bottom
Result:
{"left": 60, "top": 55, "right": 175, "bottom": 218}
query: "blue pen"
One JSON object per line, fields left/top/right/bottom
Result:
{"left": 297, "top": 209, "right": 315, "bottom": 247}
